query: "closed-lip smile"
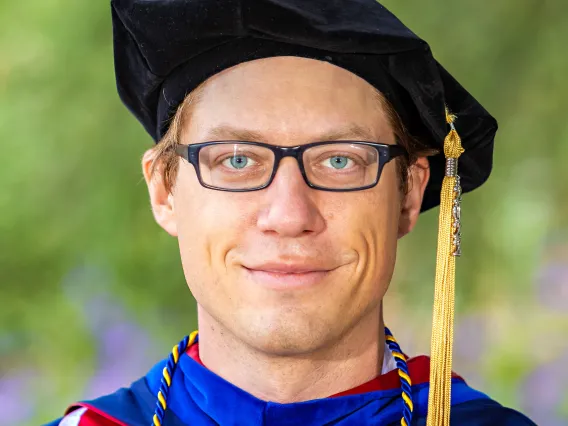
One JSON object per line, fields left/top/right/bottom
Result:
{"left": 245, "top": 263, "right": 331, "bottom": 274}
{"left": 243, "top": 263, "right": 334, "bottom": 289}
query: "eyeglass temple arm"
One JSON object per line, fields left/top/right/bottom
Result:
{"left": 388, "top": 144, "right": 408, "bottom": 161}
{"left": 174, "top": 145, "right": 189, "bottom": 161}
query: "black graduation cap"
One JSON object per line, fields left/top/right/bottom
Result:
{"left": 111, "top": 0, "right": 497, "bottom": 213}
{"left": 110, "top": 1, "right": 498, "bottom": 425}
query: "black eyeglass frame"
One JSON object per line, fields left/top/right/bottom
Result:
{"left": 174, "top": 140, "right": 407, "bottom": 192}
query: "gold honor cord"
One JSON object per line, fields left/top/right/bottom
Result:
{"left": 426, "top": 108, "right": 464, "bottom": 426}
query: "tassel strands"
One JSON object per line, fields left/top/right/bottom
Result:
{"left": 426, "top": 108, "right": 464, "bottom": 426}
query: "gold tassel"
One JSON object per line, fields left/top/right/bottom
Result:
{"left": 426, "top": 107, "right": 464, "bottom": 426}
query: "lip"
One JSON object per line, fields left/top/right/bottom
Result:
{"left": 245, "top": 263, "right": 331, "bottom": 274}
{"left": 243, "top": 263, "right": 333, "bottom": 289}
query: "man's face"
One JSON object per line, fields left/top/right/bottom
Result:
{"left": 150, "top": 57, "right": 424, "bottom": 355}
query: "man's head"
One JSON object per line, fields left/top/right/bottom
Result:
{"left": 142, "top": 56, "right": 431, "bottom": 356}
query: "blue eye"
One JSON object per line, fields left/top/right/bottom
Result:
{"left": 326, "top": 156, "right": 351, "bottom": 169}
{"left": 225, "top": 155, "right": 249, "bottom": 169}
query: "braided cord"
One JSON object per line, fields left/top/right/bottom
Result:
{"left": 152, "top": 331, "right": 198, "bottom": 426}
{"left": 385, "top": 326, "right": 414, "bottom": 426}
{"left": 153, "top": 328, "right": 412, "bottom": 426}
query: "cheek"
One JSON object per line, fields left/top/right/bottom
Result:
{"left": 173, "top": 175, "right": 255, "bottom": 293}
{"left": 334, "top": 186, "right": 400, "bottom": 296}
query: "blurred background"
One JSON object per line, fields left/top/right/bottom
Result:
{"left": 1, "top": 0, "right": 567, "bottom": 424}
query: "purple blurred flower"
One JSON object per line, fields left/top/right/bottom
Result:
{"left": 452, "top": 315, "right": 487, "bottom": 390}
{"left": 83, "top": 310, "right": 161, "bottom": 399}
{"left": 454, "top": 315, "right": 487, "bottom": 361}
{"left": 62, "top": 263, "right": 162, "bottom": 399}
{"left": 0, "top": 370, "right": 37, "bottom": 426}
{"left": 537, "top": 263, "right": 568, "bottom": 311}
{"left": 520, "top": 349, "right": 568, "bottom": 426}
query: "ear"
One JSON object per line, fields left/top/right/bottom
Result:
{"left": 142, "top": 148, "right": 178, "bottom": 237}
{"left": 398, "top": 157, "right": 430, "bottom": 239}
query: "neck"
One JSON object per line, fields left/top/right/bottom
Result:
{"left": 197, "top": 307, "right": 385, "bottom": 403}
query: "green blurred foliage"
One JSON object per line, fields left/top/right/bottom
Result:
{"left": 0, "top": 0, "right": 567, "bottom": 424}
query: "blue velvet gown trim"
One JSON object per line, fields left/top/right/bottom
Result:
{"left": 142, "top": 354, "right": 489, "bottom": 425}
{"left": 46, "top": 352, "right": 537, "bottom": 425}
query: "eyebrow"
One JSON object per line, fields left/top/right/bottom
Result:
{"left": 200, "top": 123, "right": 378, "bottom": 143}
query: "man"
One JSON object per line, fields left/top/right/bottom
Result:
{"left": 48, "top": 0, "right": 535, "bottom": 425}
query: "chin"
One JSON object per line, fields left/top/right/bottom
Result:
{"left": 234, "top": 306, "right": 347, "bottom": 356}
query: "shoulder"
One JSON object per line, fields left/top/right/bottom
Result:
{"left": 44, "top": 371, "right": 161, "bottom": 426}
{"left": 406, "top": 357, "right": 535, "bottom": 425}
{"left": 409, "top": 399, "right": 536, "bottom": 425}
{"left": 44, "top": 359, "right": 176, "bottom": 426}
{"left": 450, "top": 399, "right": 536, "bottom": 425}
{"left": 49, "top": 407, "right": 121, "bottom": 426}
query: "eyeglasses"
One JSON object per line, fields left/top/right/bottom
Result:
{"left": 174, "top": 141, "right": 406, "bottom": 192}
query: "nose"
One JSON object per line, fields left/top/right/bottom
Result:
{"left": 256, "top": 158, "right": 326, "bottom": 238}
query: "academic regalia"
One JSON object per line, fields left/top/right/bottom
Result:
{"left": 47, "top": 0, "right": 535, "bottom": 424}
{"left": 47, "top": 339, "right": 534, "bottom": 426}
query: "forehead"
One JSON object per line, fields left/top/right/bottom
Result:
{"left": 184, "top": 56, "right": 393, "bottom": 144}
